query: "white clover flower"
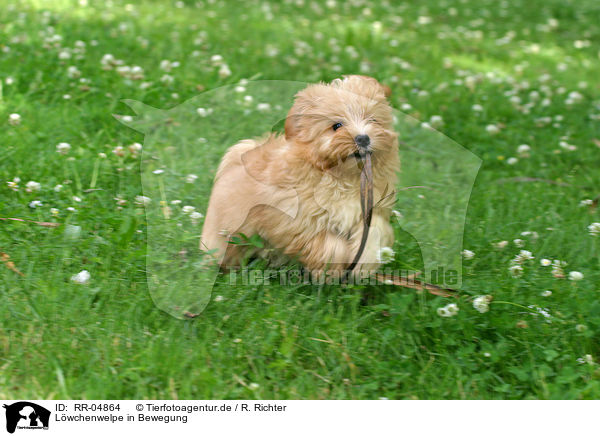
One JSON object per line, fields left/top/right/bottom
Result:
{"left": 513, "top": 250, "right": 534, "bottom": 263}
{"left": 576, "top": 354, "right": 594, "bottom": 365}
{"left": 135, "top": 195, "right": 151, "bottom": 206}
{"left": 540, "top": 259, "right": 552, "bottom": 266}
{"left": 559, "top": 141, "right": 576, "bottom": 151}
{"left": 218, "top": 64, "right": 232, "bottom": 78}
{"left": 509, "top": 95, "right": 521, "bottom": 105}
{"left": 472, "top": 104, "right": 483, "bottom": 112}
{"left": 67, "top": 66, "right": 81, "bottom": 79}
{"left": 243, "top": 95, "right": 254, "bottom": 104}
{"left": 551, "top": 260, "right": 566, "bottom": 278}
{"left": 71, "top": 270, "right": 91, "bottom": 284}
{"left": 588, "top": 223, "right": 600, "bottom": 237}
{"left": 473, "top": 295, "right": 492, "bottom": 313}
{"left": 437, "top": 303, "right": 459, "bottom": 317}
{"left": 569, "top": 271, "right": 583, "bottom": 281}
{"left": 98, "top": 152, "right": 107, "bottom": 158}
{"left": 485, "top": 124, "right": 500, "bottom": 134}
{"left": 257, "top": 103, "right": 271, "bottom": 112}
{"left": 400, "top": 103, "right": 412, "bottom": 112}
{"left": 66, "top": 207, "right": 77, "bottom": 212}
{"left": 248, "top": 382, "right": 260, "bottom": 391}
{"left": 429, "top": 115, "right": 444, "bottom": 128}
{"left": 113, "top": 145, "right": 125, "bottom": 157}
{"left": 520, "top": 231, "right": 539, "bottom": 240}
{"left": 190, "top": 211, "right": 203, "bottom": 224}
{"left": 182, "top": 205, "right": 195, "bottom": 214}
{"left": 579, "top": 199, "right": 593, "bottom": 207}
{"left": 214, "top": 295, "right": 224, "bottom": 302}
{"left": 513, "top": 238, "right": 524, "bottom": 247}
{"left": 377, "top": 247, "right": 395, "bottom": 264}
{"left": 26, "top": 181, "right": 41, "bottom": 192}
{"left": 152, "top": 169, "right": 164, "bottom": 175}
{"left": 507, "top": 157, "right": 518, "bottom": 165}
{"left": 185, "top": 174, "right": 198, "bottom": 183}
{"left": 437, "top": 307, "right": 450, "bottom": 317}
{"left": 56, "top": 142, "right": 71, "bottom": 154}
{"left": 517, "top": 144, "right": 531, "bottom": 156}
{"left": 8, "top": 113, "right": 21, "bottom": 126}
{"left": 7, "top": 177, "right": 20, "bottom": 191}
{"left": 494, "top": 240, "right": 509, "bottom": 249}
{"left": 171, "top": 200, "right": 182, "bottom": 205}
{"left": 575, "top": 324, "right": 588, "bottom": 332}
{"left": 29, "top": 200, "right": 43, "bottom": 208}
{"left": 129, "top": 142, "right": 142, "bottom": 156}
{"left": 461, "top": 249, "right": 475, "bottom": 260}
{"left": 160, "top": 74, "right": 174, "bottom": 84}
{"left": 58, "top": 50, "right": 71, "bottom": 60}
{"left": 129, "top": 65, "right": 144, "bottom": 80}
{"left": 101, "top": 53, "right": 116, "bottom": 68}
{"left": 72, "top": 196, "right": 82, "bottom": 202}
{"left": 509, "top": 264, "right": 523, "bottom": 277}
{"left": 540, "top": 290, "right": 552, "bottom": 297}
{"left": 210, "top": 54, "right": 223, "bottom": 65}
{"left": 114, "top": 195, "right": 127, "bottom": 206}
{"left": 159, "top": 59, "right": 178, "bottom": 72}
{"left": 529, "top": 305, "right": 552, "bottom": 322}
{"left": 566, "top": 91, "right": 583, "bottom": 105}
{"left": 234, "top": 85, "right": 246, "bottom": 93}
{"left": 196, "top": 107, "right": 213, "bottom": 117}
{"left": 50, "top": 208, "right": 59, "bottom": 216}
{"left": 54, "top": 184, "right": 63, "bottom": 192}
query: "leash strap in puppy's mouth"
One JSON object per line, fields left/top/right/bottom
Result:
{"left": 340, "top": 153, "right": 459, "bottom": 297}
{"left": 344, "top": 152, "right": 373, "bottom": 280}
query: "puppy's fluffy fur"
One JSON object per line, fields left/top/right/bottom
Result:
{"left": 201, "top": 75, "right": 399, "bottom": 277}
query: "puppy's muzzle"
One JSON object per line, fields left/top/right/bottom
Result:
{"left": 354, "top": 134, "right": 370, "bottom": 149}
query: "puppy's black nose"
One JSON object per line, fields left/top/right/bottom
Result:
{"left": 354, "top": 134, "right": 370, "bottom": 148}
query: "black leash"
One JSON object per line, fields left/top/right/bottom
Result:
{"left": 343, "top": 152, "right": 373, "bottom": 281}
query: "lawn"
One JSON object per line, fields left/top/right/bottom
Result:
{"left": 1, "top": 0, "right": 599, "bottom": 399}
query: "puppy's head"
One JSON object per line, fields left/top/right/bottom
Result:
{"left": 285, "top": 75, "right": 396, "bottom": 171}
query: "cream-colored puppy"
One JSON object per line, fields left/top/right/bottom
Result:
{"left": 201, "top": 75, "right": 399, "bottom": 278}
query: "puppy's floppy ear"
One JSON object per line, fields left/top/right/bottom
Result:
{"left": 285, "top": 87, "right": 313, "bottom": 140}
{"left": 284, "top": 106, "right": 299, "bottom": 140}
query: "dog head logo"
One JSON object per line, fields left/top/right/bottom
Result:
{"left": 3, "top": 402, "right": 50, "bottom": 433}
{"left": 120, "top": 79, "right": 481, "bottom": 319}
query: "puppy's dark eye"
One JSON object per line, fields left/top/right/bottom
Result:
{"left": 332, "top": 122, "right": 343, "bottom": 131}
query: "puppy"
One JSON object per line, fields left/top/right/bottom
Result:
{"left": 201, "top": 75, "right": 399, "bottom": 279}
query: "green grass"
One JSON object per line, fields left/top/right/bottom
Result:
{"left": 1, "top": 0, "right": 600, "bottom": 399}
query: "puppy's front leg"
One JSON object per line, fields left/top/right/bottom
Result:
{"left": 297, "top": 230, "right": 354, "bottom": 277}
{"left": 351, "top": 213, "right": 394, "bottom": 275}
